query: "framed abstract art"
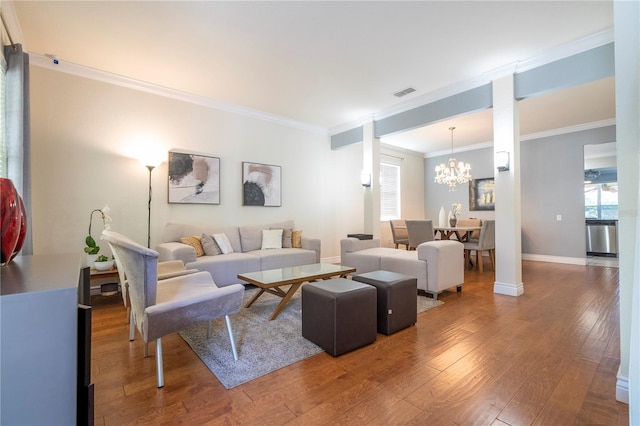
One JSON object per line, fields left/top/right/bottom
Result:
{"left": 168, "top": 151, "right": 220, "bottom": 204}
{"left": 469, "top": 177, "right": 495, "bottom": 211}
{"left": 242, "top": 162, "right": 281, "bottom": 207}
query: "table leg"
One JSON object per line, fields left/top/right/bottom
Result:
{"left": 245, "top": 288, "right": 266, "bottom": 308}
{"left": 268, "top": 282, "right": 303, "bottom": 321}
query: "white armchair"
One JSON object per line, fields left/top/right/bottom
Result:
{"left": 103, "top": 230, "right": 244, "bottom": 388}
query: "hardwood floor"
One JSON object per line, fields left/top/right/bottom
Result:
{"left": 91, "top": 261, "right": 628, "bottom": 425}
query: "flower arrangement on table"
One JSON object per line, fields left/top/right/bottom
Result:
{"left": 449, "top": 202, "right": 462, "bottom": 226}
{"left": 85, "top": 205, "right": 112, "bottom": 255}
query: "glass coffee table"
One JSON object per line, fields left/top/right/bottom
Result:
{"left": 238, "top": 263, "right": 356, "bottom": 320}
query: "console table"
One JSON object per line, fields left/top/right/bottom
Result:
{"left": 1, "top": 254, "right": 82, "bottom": 425}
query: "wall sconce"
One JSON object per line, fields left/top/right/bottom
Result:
{"left": 496, "top": 151, "right": 510, "bottom": 172}
{"left": 360, "top": 171, "right": 371, "bottom": 187}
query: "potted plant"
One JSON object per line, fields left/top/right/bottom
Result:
{"left": 94, "top": 254, "right": 115, "bottom": 271}
{"left": 85, "top": 205, "right": 112, "bottom": 266}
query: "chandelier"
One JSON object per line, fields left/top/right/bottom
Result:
{"left": 434, "top": 127, "right": 472, "bottom": 191}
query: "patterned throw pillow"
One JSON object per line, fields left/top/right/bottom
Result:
{"left": 213, "top": 233, "right": 234, "bottom": 254}
{"left": 261, "top": 229, "right": 283, "bottom": 250}
{"left": 271, "top": 227, "right": 293, "bottom": 248}
{"left": 180, "top": 236, "right": 204, "bottom": 257}
{"left": 292, "top": 230, "right": 303, "bottom": 248}
{"left": 200, "top": 233, "right": 222, "bottom": 256}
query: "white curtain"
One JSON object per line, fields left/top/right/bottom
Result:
{"left": 4, "top": 43, "right": 31, "bottom": 255}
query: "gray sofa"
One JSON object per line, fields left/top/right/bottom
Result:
{"left": 157, "top": 220, "right": 321, "bottom": 287}
{"left": 340, "top": 237, "right": 464, "bottom": 299}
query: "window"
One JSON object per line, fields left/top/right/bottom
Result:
{"left": 585, "top": 183, "right": 618, "bottom": 219}
{"left": 380, "top": 162, "right": 400, "bottom": 221}
{"left": 0, "top": 53, "right": 6, "bottom": 178}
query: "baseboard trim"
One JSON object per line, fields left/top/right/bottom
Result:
{"left": 494, "top": 281, "right": 524, "bottom": 297}
{"left": 522, "top": 253, "right": 587, "bottom": 265}
{"left": 616, "top": 371, "right": 629, "bottom": 404}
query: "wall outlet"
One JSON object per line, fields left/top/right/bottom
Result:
{"left": 556, "top": 214, "right": 562, "bottom": 221}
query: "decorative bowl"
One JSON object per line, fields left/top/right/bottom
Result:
{"left": 94, "top": 260, "right": 114, "bottom": 271}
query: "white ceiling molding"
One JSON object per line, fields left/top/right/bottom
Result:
{"left": 424, "top": 118, "right": 616, "bottom": 159}
{"left": 515, "top": 28, "right": 614, "bottom": 74}
{"left": 29, "top": 53, "right": 329, "bottom": 136}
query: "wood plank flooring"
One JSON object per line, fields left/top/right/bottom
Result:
{"left": 90, "top": 260, "right": 628, "bottom": 425}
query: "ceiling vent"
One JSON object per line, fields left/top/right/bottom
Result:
{"left": 393, "top": 87, "right": 416, "bottom": 98}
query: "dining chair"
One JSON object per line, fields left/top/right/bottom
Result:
{"left": 405, "top": 220, "right": 434, "bottom": 250}
{"left": 103, "top": 230, "right": 245, "bottom": 388}
{"left": 455, "top": 218, "right": 482, "bottom": 240}
{"left": 463, "top": 219, "right": 495, "bottom": 273}
{"left": 389, "top": 220, "right": 409, "bottom": 250}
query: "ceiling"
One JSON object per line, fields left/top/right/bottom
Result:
{"left": 8, "top": 1, "right": 616, "bottom": 155}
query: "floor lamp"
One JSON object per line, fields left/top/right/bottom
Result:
{"left": 140, "top": 154, "right": 162, "bottom": 249}
{"left": 145, "top": 165, "right": 154, "bottom": 248}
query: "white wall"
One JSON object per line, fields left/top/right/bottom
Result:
{"left": 29, "top": 66, "right": 369, "bottom": 260}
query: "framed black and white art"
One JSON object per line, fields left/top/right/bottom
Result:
{"left": 242, "top": 162, "right": 281, "bottom": 207}
{"left": 168, "top": 151, "right": 220, "bottom": 204}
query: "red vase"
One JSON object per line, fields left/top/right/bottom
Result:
{"left": 1, "top": 178, "right": 24, "bottom": 265}
{"left": 12, "top": 194, "right": 27, "bottom": 261}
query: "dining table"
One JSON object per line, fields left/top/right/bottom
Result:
{"left": 433, "top": 225, "right": 482, "bottom": 242}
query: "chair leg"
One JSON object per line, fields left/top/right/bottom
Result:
{"left": 489, "top": 249, "right": 496, "bottom": 270}
{"left": 129, "top": 310, "right": 136, "bottom": 341}
{"left": 126, "top": 306, "right": 130, "bottom": 324}
{"left": 156, "top": 338, "right": 164, "bottom": 388}
{"left": 225, "top": 315, "right": 239, "bottom": 361}
{"left": 477, "top": 250, "right": 483, "bottom": 273}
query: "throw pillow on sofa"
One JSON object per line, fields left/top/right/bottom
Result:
{"left": 200, "top": 233, "right": 222, "bottom": 256}
{"left": 292, "top": 230, "right": 303, "bottom": 248}
{"left": 261, "top": 229, "right": 283, "bottom": 250}
{"left": 180, "top": 236, "right": 205, "bottom": 257}
{"left": 213, "top": 233, "right": 234, "bottom": 254}
{"left": 271, "top": 227, "right": 292, "bottom": 248}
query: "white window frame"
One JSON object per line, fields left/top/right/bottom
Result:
{"left": 380, "top": 160, "right": 401, "bottom": 221}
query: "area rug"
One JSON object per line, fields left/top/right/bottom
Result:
{"left": 179, "top": 286, "right": 443, "bottom": 389}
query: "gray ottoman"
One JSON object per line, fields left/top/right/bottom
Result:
{"left": 353, "top": 270, "right": 417, "bottom": 335}
{"left": 302, "top": 278, "right": 377, "bottom": 356}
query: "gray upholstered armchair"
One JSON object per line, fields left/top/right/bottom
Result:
{"left": 112, "top": 246, "right": 199, "bottom": 341}
{"left": 103, "top": 230, "right": 245, "bottom": 388}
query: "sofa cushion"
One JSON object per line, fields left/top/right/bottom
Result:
{"left": 261, "top": 229, "right": 283, "bottom": 250}
{"left": 342, "top": 247, "right": 402, "bottom": 274}
{"left": 180, "top": 236, "right": 204, "bottom": 257}
{"left": 188, "top": 253, "right": 261, "bottom": 287}
{"left": 201, "top": 233, "right": 222, "bottom": 256}
{"left": 252, "top": 248, "right": 316, "bottom": 270}
{"left": 380, "top": 251, "right": 428, "bottom": 292}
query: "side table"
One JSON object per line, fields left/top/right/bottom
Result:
{"left": 89, "top": 267, "right": 120, "bottom": 296}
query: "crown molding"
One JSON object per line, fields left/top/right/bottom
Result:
{"left": 520, "top": 118, "right": 616, "bottom": 142}
{"left": 425, "top": 118, "right": 616, "bottom": 158}
{"left": 29, "top": 53, "right": 329, "bottom": 136}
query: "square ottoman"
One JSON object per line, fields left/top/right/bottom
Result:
{"left": 353, "top": 270, "right": 417, "bottom": 335}
{"left": 302, "top": 278, "right": 377, "bottom": 356}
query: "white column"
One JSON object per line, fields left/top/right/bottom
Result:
{"left": 615, "top": 0, "right": 640, "bottom": 409}
{"left": 362, "top": 120, "right": 380, "bottom": 237}
{"left": 492, "top": 74, "right": 523, "bottom": 296}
